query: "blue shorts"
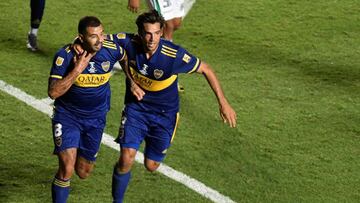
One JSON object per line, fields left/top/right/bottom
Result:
{"left": 117, "top": 106, "right": 179, "bottom": 162}
{"left": 52, "top": 109, "right": 106, "bottom": 162}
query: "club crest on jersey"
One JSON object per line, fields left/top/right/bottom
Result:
{"left": 140, "top": 64, "right": 149, "bottom": 75}
{"left": 55, "top": 56, "right": 64, "bottom": 66}
{"left": 101, "top": 61, "right": 110, "bottom": 72}
{"left": 182, "top": 54, "right": 191, "bottom": 63}
{"left": 88, "top": 62, "right": 96, "bottom": 73}
{"left": 153, "top": 69, "right": 164, "bottom": 79}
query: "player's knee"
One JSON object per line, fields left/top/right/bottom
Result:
{"left": 75, "top": 167, "right": 92, "bottom": 179}
{"left": 117, "top": 149, "right": 136, "bottom": 173}
{"left": 144, "top": 160, "right": 160, "bottom": 172}
{"left": 116, "top": 159, "right": 133, "bottom": 173}
{"left": 75, "top": 157, "right": 94, "bottom": 179}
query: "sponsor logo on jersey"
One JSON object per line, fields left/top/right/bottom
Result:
{"left": 153, "top": 69, "right": 164, "bottom": 79}
{"left": 74, "top": 72, "right": 112, "bottom": 87}
{"left": 55, "top": 56, "right": 64, "bottom": 66}
{"left": 182, "top": 54, "right": 191, "bottom": 63}
{"left": 130, "top": 67, "right": 177, "bottom": 91}
{"left": 139, "top": 64, "right": 149, "bottom": 75}
{"left": 88, "top": 62, "right": 96, "bottom": 73}
{"left": 101, "top": 61, "right": 111, "bottom": 72}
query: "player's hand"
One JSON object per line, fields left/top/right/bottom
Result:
{"left": 73, "top": 43, "right": 84, "bottom": 56}
{"left": 128, "top": 0, "right": 140, "bottom": 13}
{"left": 73, "top": 50, "right": 95, "bottom": 73}
{"left": 219, "top": 101, "right": 237, "bottom": 128}
{"left": 130, "top": 81, "right": 145, "bottom": 101}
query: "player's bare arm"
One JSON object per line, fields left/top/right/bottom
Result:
{"left": 121, "top": 58, "right": 145, "bottom": 101}
{"left": 48, "top": 51, "right": 94, "bottom": 99}
{"left": 196, "top": 62, "right": 237, "bottom": 128}
{"left": 128, "top": 0, "right": 140, "bottom": 13}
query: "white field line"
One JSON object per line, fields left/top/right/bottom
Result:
{"left": 0, "top": 80, "right": 236, "bottom": 203}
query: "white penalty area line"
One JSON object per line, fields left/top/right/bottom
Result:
{"left": 0, "top": 79, "right": 235, "bottom": 203}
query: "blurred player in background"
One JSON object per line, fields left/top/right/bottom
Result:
{"left": 48, "top": 16, "right": 126, "bottom": 203}
{"left": 110, "top": 10, "right": 236, "bottom": 203}
{"left": 27, "top": 0, "right": 46, "bottom": 51}
{"left": 127, "top": 0, "right": 196, "bottom": 41}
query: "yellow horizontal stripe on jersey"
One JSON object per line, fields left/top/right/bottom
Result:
{"left": 103, "top": 39, "right": 115, "bottom": 45}
{"left": 65, "top": 46, "right": 71, "bottom": 53}
{"left": 161, "top": 50, "right": 176, "bottom": 58}
{"left": 102, "top": 43, "right": 117, "bottom": 50}
{"left": 103, "top": 44, "right": 117, "bottom": 50}
{"left": 50, "top": 75, "right": 63, "bottom": 79}
{"left": 188, "top": 58, "right": 200, "bottom": 73}
{"left": 130, "top": 67, "right": 177, "bottom": 91}
{"left": 162, "top": 45, "right": 177, "bottom": 53}
{"left": 161, "top": 48, "right": 177, "bottom": 55}
{"left": 108, "top": 34, "right": 114, "bottom": 41}
{"left": 103, "top": 41, "right": 116, "bottom": 45}
{"left": 74, "top": 72, "right": 112, "bottom": 87}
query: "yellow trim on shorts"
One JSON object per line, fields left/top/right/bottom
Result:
{"left": 170, "top": 113, "right": 180, "bottom": 143}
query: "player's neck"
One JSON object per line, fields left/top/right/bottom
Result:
{"left": 144, "top": 44, "right": 159, "bottom": 59}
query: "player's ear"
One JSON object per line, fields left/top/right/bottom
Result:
{"left": 78, "top": 34, "right": 84, "bottom": 43}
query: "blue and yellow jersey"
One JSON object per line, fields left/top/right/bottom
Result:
{"left": 109, "top": 32, "right": 201, "bottom": 113}
{"left": 49, "top": 40, "right": 126, "bottom": 118}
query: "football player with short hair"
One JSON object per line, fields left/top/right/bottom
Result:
{"left": 127, "top": 0, "right": 196, "bottom": 92}
{"left": 109, "top": 10, "right": 236, "bottom": 203}
{"left": 27, "top": 0, "right": 46, "bottom": 51}
{"left": 48, "top": 16, "right": 126, "bottom": 203}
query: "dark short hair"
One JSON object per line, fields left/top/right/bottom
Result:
{"left": 136, "top": 10, "right": 165, "bottom": 36}
{"left": 78, "top": 16, "right": 102, "bottom": 35}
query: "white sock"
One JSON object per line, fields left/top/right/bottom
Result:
{"left": 30, "top": 28, "right": 39, "bottom": 36}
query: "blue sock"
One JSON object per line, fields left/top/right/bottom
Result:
{"left": 51, "top": 177, "right": 70, "bottom": 203}
{"left": 112, "top": 166, "right": 131, "bottom": 203}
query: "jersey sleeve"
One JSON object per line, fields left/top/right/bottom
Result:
{"left": 173, "top": 47, "right": 201, "bottom": 74}
{"left": 49, "top": 46, "right": 73, "bottom": 80}
{"left": 112, "top": 40, "right": 126, "bottom": 62}
{"left": 108, "top": 32, "right": 131, "bottom": 51}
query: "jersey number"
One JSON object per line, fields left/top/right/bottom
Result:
{"left": 163, "top": 0, "right": 171, "bottom": 8}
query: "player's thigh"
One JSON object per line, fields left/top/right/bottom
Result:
{"left": 52, "top": 112, "right": 81, "bottom": 154}
{"left": 144, "top": 112, "right": 179, "bottom": 162}
{"left": 117, "top": 107, "right": 148, "bottom": 151}
{"left": 75, "top": 155, "right": 95, "bottom": 174}
{"left": 78, "top": 116, "right": 106, "bottom": 162}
